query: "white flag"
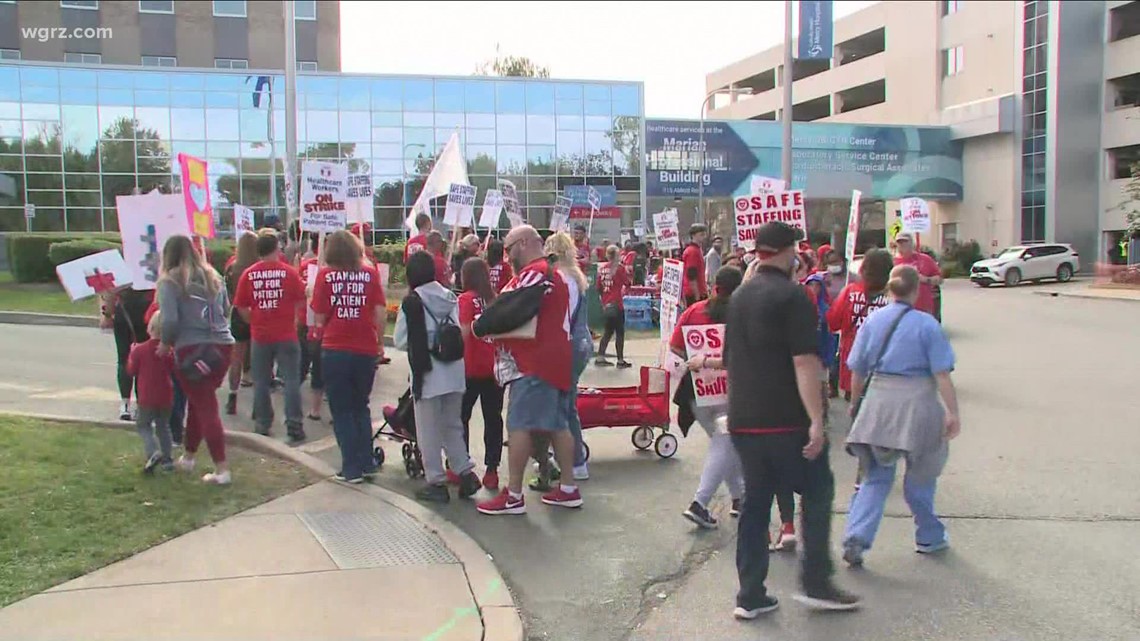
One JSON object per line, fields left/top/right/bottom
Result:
{"left": 406, "top": 132, "right": 469, "bottom": 231}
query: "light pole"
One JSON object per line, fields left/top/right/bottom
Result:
{"left": 401, "top": 143, "right": 427, "bottom": 240}
{"left": 698, "top": 87, "right": 753, "bottom": 226}
{"left": 782, "top": 0, "right": 794, "bottom": 186}
{"left": 282, "top": 0, "right": 299, "bottom": 229}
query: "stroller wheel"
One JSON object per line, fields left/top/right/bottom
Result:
{"left": 413, "top": 447, "right": 425, "bottom": 478}
{"left": 401, "top": 442, "right": 413, "bottom": 461}
{"left": 372, "top": 446, "right": 385, "bottom": 468}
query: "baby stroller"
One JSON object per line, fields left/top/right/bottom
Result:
{"left": 372, "top": 387, "right": 425, "bottom": 479}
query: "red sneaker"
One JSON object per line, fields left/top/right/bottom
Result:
{"left": 477, "top": 489, "right": 526, "bottom": 516}
{"left": 482, "top": 468, "right": 500, "bottom": 491}
{"left": 775, "top": 522, "right": 798, "bottom": 550}
{"left": 541, "top": 487, "right": 583, "bottom": 508}
{"left": 446, "top": 470, "right": 462, "bottom": 485}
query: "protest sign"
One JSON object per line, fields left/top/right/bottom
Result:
{"left": 56, "top": 249, "right": 134, "bottom": 301}
{"left": 846, "top": 189, "right": 861, "bottom": 267}
{"left": 654, "top": 209, "right": 681, "bottom": 251}
{"left": 177, "top": 153, "right": 214, "bottom": 238}
{"left": 734, "top": 190, "right": 807, "bottom": 250}
{"left": 658, "top": 258, "right": 684, "bottom": 366}
{"left": 683, "top": 324, "right": 728, "bottom": 407}
{"left": 443, "top": 183, "right": 477, "bottom": 227}
{"left": 345, "top": 173, "right": 373, "bottom": 224}
{"left": 620, "top": 232, "right": 631, "bottom": 246}
{"left": 234, "top": 203, "right": 255, "bottom": 239}
{"left": 479, "top": 189, "right": 504, "bottom": 228}
{"left": 551, "top": 196, "right": 573, "bottom": 232}
{"left": 497, "top": 179, "right": 521, "bottom": 221}
{"left": 587, "top": 186, "right": 601, "bottom": 211}
{"left": 116, "top": 192, "right": 191, "bottom": 291}
{"left": 900, "top": 197, "right": 931, "bottom": 233}
{"left": 376, "top": 262, "right": 390, "bottom": 296}
{"left": 633, "top": 220, "right": 646, "bottom": 238}
{"left": 300, "top": 160, "right": 348, "bottom": 232}
{"left": 750, "top": 175, "right": 786, "bottom": 195}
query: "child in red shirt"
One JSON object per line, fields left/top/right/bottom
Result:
{"left": 127, "top": 312, "right": 176, "bottom": 474}
{"left": 457, "top": 257, "right": 505, "bottom": 491}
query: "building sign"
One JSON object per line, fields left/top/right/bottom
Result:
{"left": 798, "top": 0, "right": 834, "bottom": 61}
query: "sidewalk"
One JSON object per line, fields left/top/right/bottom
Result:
{"left": 1033, "top": 282, "right": 1140, "bottom": 303}
{"left": 0, "top": 466, "right": 520, "bottom": 641}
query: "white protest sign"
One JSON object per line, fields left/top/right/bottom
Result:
{"left": 479, "top": 189, "right": 504, "bottom": 228}
{"left": 116, "top": 192, "right": 191, "bottom": 290}
{"left": 750, "top": 175, "right": 786, "bottom": 195}
{"left": 55, "top": 249, "right": 134, "bottom": 301}
{"left": 497, "top": 179, "right": 521, "bottom": 221}
{"left": 661, "top": 258, "right": 683, "bottom": 307}
{"left": 375, "top": 262, "right": 390, "bottom": 296}
{"left": 587, "top": 186, "right": 601, "bottom": 211}
{"left": 620, "top": 232, "right": 631, "bottom": 246}
{"left": 233, "top": 203, "right": 255, "bottom": 239}
{"left": 900, "top": 197, "right": 931, "bottom": 233}
{"left": 845, "top": 190, "right": 861, "bottom": 267}
{"left": 300, "top": 160, "right": 348, "bottom": 232}
{"left": 734, "top": 190, "right": 807, "bottom": 250}
{"left": 443, "top": 183, "right": 477, "bottom": 227}
{"left": 551, "top": 196, "right": 572, "bottom": 232}
{"left": 633, "top": 220, "right": 646, "bottom": 238}
{"left": 682, "top": 324, "right": 728, "bottom": 407}
{"left": 345, "top": 173, "right": 373, "bottom": 224}
{"left": 305, "top": 263, "right": 318, "bottom": 327}
{"left": 653, "top": 209, "right": 681, "bottom": 251}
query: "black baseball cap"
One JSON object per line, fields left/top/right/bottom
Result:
{"left": 753, "top": 222, "right": 803, "bottom": 252}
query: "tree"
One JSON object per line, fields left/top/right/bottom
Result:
{"left": 1122, "top": 161, "right": 1140, "bottom": 241}
{"left": 475, "top": 44, "right": 550, "bottom": 78}
{"left": 98, "top": 117, "right": 172, "bottom": 206}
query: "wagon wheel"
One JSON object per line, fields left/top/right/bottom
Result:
{"left": 654, "top": 433, "right": 679, "bottom": 459}
{"left": 632, "top": 426, "right": 654, "bottom": 450}
{"left": 583, "top": 441, "right": 591, "bottom": 462}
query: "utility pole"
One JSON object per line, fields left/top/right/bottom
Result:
{"left": 283, "top": 0, "right": 299, "bottom": 228}
{"left": 782, "top": 0, "right": 794, "bottom": 186}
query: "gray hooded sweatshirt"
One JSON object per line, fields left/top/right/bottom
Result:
{"left": 393, "top": 281, "right": 466, "bottom": 400}
{"left": 157, "top": 277, "right": 235, "bottom": 349}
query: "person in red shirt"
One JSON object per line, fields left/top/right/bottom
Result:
{"left": 311, "top": 230, "right": 388, "bottom": 483}
{"left": 476, "top": 225, "right": 581, "bottom": 515}
{"left": 827, "top": 248, "right": 893, "bottom": 399}
{"left": 127, "top": 311, "right": 176, "bottom": 473}
{"left": 299, "top": 244, "right": 326, "bottom": 422}
{"left": 486, "top": 239, "right": 514, "bottom": 294}
{"left": 595, "top": 239, "right": 610, "bottom": 263}
{"left": 233, "top": 233, "right": 307, "bottom": 443}
{"left": 404, "top": 213, "right": 432, "bottom": 263}
{"left": 426, "top": 230, "right": 452, "bottom": 287}
{"left": 458, "top": 257, "right": 505, "bottom": 491}
{"left": 223, "top": 231, "right": 258, "bottom": 416}
{"left": 682, "top": 224, "right": 709, "bottom": 305}
{"left": 620, "top": 243, "right": 637, "bottom": 276}
{"left": 572, "top": 225, "right": 591, "bottom": 272}
{"left": 892, "top": 233, "right": 942, "bottom": 315}
{"left": 595, "top": 245, "right": 631, "bottom": 368}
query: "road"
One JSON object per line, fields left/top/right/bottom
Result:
{"left": 1, "top": 280, "right": 1138, "bottom": 640}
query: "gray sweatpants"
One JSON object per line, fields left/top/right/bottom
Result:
{"left": 136, "top": 405, "right": 173, "bottom": 461}
{"left": 414, "top": 392, "right": 474, "bottom": 485}
{"left": 692, "top": 403, "right": 745, "bottom": 507}
{"left": 251, "top": 339, "right": 303, "bottom": 433}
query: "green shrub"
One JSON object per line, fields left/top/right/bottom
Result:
{"left": 204, "top": 239, "right": 234, "bottom": 275}
{"left": 47, "top": 240, "right": 123, "bottom": 266}
{"left": 7, "top": 233, "right": 122, "bottom": 283}
{"left": 370, "top": 242, "right": 407, "bottom": 285}
{"left": 941, "top": 240, "right": 984, "bottom": 274}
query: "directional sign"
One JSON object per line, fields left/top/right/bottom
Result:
{"left": 645, "top": 120, "right": 759, "bottom": 198}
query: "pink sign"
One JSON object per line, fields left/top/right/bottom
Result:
{"left": 177, "top": 153, "right": 215, "bottom": 238}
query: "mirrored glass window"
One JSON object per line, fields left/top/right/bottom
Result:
{"left": 496, "top": 81, "right": 525, "bottom": 114}
{"left": 404, "top": 79, "right": 433, "bottom": 111}
{"left": 465, "top": 80, "right": 495, "bottom": 113}
{"left": 371, "top": 79, "right": 402, "bottom": 111}
{"left": 526, "top": 115, "right": 555, "bottom": 145}
{"left": 496, "top": 114, "right": 525, "bottom": 144}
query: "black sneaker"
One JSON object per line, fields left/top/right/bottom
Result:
{"left": 458, "top": 471, "right": 483, "bottom": 499}
{"left": 616, "top": 360, "right": 633, "bottom": 369}
{"left": 793, "top": 585, "right": 861, "bottom": 611}
{"left": 842, "top": 540, "right": 865, "bottom": 567}
{"left": 143, "top": 452, "right": 162, "bottom": 475}
{"left": 594, "top": 357, "right": 613, "bottom": 367}
{"left": 287, "top": 430, "right": 307, "bottom": 446}
{"left": 416, "top": 483, "right": 450, "bottom": 503}
{"left": 334, "top": 471, "right": 364, "bottom": 485}
{"left": 733, "top": 595, "right": 779, "bottom": 619}
{"left": 682, "top": 501, "right": 718, "bottom": 529}
{"left": 159, "top": 456, "right": 175, "bottom": 472}
{"left": 730, "top": 499, "right": 742, "bottom": 518}
{"left": 225, "top": 393, "right": 237, "bottom": 416}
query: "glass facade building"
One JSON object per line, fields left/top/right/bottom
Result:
{"left": 0, "top": 61, "right": 644, "bottom": 234}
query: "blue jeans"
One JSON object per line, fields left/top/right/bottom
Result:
{"left": 566, "top": 349, "right": 590, "bottom": 467}
{"left": 169, "top": 375, "right": 186, "bottom": 443}
{"left": 322, "top": 349, "right": 377, "bottom": 480}
{"left": 843, "top": 457, "right": 946, "bottom": 551}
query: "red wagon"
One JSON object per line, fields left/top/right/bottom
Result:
{"left": 576, "top": 366, "right": 678, "bottom": 459}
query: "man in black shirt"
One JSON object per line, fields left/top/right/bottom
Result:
{"left": 724, "top": 221, "right": 860, "bottom": 618}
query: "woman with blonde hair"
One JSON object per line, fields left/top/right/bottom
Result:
{"left": 157, "top": 235, "right": 236, "bottom": 484}
{"left": 224, "top": 231, "right": 258, "bottom": 415}
{"left": 529, "top": 232, "right": 594, "bottom": 487}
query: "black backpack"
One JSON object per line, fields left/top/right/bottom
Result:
{"left": 424, "top": 305, "right": 465, "bottom": 362}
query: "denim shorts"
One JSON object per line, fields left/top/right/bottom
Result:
{"left": 506, "top": 376, "right": 570, "bottom": 432}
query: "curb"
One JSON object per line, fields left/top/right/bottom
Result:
{"left": 1032, "top": 290, "right": 1140, "bottom": 304}
{"left": 0, "top": 311, "right": 99, "bottom": 328}
{"left": 0, "top": 411, "right": 522, "bottom": 641}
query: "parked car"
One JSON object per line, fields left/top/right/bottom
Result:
{"left": 970, "top": 243, "right": 1080, "bottom": 287}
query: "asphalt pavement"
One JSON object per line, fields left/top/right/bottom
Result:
{"left": 1, "top": 279, "right": 1138, "bottom": 640}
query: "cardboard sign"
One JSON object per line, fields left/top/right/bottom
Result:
{"left": 750, "top": 175, "right": 786, "bottom": 195}
{"left": 300, "top": 160, "right": 348, "bottom": 232}
{"left": 345, "top": 173, "right": 373, "bottom": 224}
{"left": 633, "top": 220, "right": 646, "bottom": 238}
{"left": 497, "top": 179, "right": 521, "bottom": 220}
{"left": 900, "top": 197, "right": 931, "bottom": 233}
{"left": 734, "top": 190, "right": 807, "bottom": 250}
{"left": 177, "top": 153, "right": 214, "bottom": 238}
{"left": 845, "top": 190, "right": 861, "bottom": 266}
{"left": 56, "top": 249, "right": 134, "bottom": 301}
{"left": 551, "top": 196, "right": 573, "bottom": 232}
{"left": 479, "top": 189, "right": 504, "bottom": 228}
{"left": 305, "top": 263, "right": 318, "bottom": 327}
{"left": 116, "top": 192, "right": 192, "bottom": 291}
{"left": 587, "top": 186, "right": 601, "bottom": 211}
{"left": 234, "top": 203, "right": 255, "bottom": 239}
{"left": 653, "top": 209, "right": 681, "bottom": 251}
{"left": 660, "top": 258, "right": 683, "bottom": 307}
{"left": 443, "top": 183, "right": 477, "bottom": 227}
{"left": 683, "top": 324, "right": 727, "bottom": 407}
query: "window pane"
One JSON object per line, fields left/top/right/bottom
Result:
{"left": 404, "top": 79, "right": 432, "bottom": 111}
{"left": 338, "top": 78, "right": 370, "bottom": 110}
{"left": 435, "top": 80, "right": 464, "bottom": 112}
{"left": 526, "top": 82, "right": 555, "bottom": 113}
{"left": 496, "top": 81, "right": 525, "bottom": 114}
{"left": 527, "top": 145, "right": 555, "bottom": 175}
{"left": 465, "top": 80, "right": 495, "bottom": 113}
{"left": 205, "top": 108, "right": 239, "bottom": 139}
{"left": 213, "top": 0, "right": 246, "bottom": 17}
{"left": 612, "top": 85, "right": 640, "bottom": 115}
{"left": 404, "top": 111, "right": 433, "bottom": 127}
{"left": 295, "top": 0, "right": 316, "bottom": 19}
{"left": 496, "top": 114, "right": 525, "bottom": 144}
{"left": 466, "top": 113, "right": 495, "bottom": 129}
{"left": 140, "top": 1, "right": 174, "bottom": 12}
{"left": 134, "top": 106, "right": 170, "bottom": 140}
{"left": 467, "top": 145, "right": 495, "bottom": 174}
{"left": 526, "top": 114, "right": 555, "bottom": 145}
{"left": 497, "top": 145, "right": 525, "bottom": 174}
{"left": 371, "top": 79, "right": 401, "bottom": 111}
{"left": 340, "top": 111, "right": 370, "bottom": 142}
{"left": 171, "top": 108, "right": 205, "bottom": 139}
{"left": 466, "top": 128, "right": 495, "bottom": 144}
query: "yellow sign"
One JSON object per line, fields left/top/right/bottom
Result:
{"left": 889, "top": 219, "right": 902, "bottom": 242}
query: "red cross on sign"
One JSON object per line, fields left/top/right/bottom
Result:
{"left": 85, "top": 269, "right": 117, "bottom": 293}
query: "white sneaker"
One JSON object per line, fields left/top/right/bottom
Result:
{"left": 572, "top": 464, "right": 589, "bottom": 481}
{"left": 202, "top": 470, "right": 232, "bottom": 485}
{"left": 175, "top": 455, "right": 196, "bottom": 472}
{"left": 119, "top": 401, "right": 131, "bottom": 422}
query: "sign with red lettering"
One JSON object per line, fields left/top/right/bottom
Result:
{"left": 653, "top": 208, "right": 680, "bottom": 251}
{"left": 55, "top": 249, "right": 133, "bottom": 301}
{"left": 900, "top": 196, "right": 931, "bottom": 233}
{"left": 734, "top": 190, "right": 807, "bottom": 250}
{"left": 682, "top": 323, "right": 727, "bottom": 407}
{"left": 300, "top": 160, "right": 348, "bottom": 232}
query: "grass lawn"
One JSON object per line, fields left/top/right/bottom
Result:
{"left": 0, "top": 272, "right": 93, "bottom": 316}
{"left": 0, "top": 416, "right": 320, "bottom": 607}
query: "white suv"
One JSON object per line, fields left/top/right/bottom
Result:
{"left": 970, "top": 243, "right": 1080, "bottom": 287}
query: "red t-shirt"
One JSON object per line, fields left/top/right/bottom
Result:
{"left": 621, "top": 250, "right": 636, "bottom": 274}
{"left": 233, "top": 259, "right": 305, "bottom": 343}
{"left": 595, "top": 246, "right": 608, "bottom": 262}
{"left": 893, "top": 252, "right": 940, "bottom": 314}
{"left": 488, "top": 261, "right": 513, "bottom": 294}
{"left": 432, "top": 250, "right": 451, "bottom": 287}
{"left": 458, "top": 291, "right": 496, "bottom": 379}
{"left": 225, "top": 254, "right": 237, "bottom": 271}
{"left": 492, "top": 258, "right": 571, "bottom": 391}
{"left": 681, "top": 242, "right": 708, "bottom": 300}
{"left": 668, "top": 299, "right": 716, "bottom": 354}
{"left": 826, "top": 283, "right": 890, "bottom": 392}
{"left": 597, "top": 261, "right": 630, "bottom": 308}
{"left": 405, "top": 233, "right": 428, "bottom": 263}
{"left": 575, "top": 239, "right": 591, "bottom": 272}
{"left": 126, "top": 338, "right": 174, "bottom": 409}
{"left": 310, "top": 266, "right": 386, "bottom": 357}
